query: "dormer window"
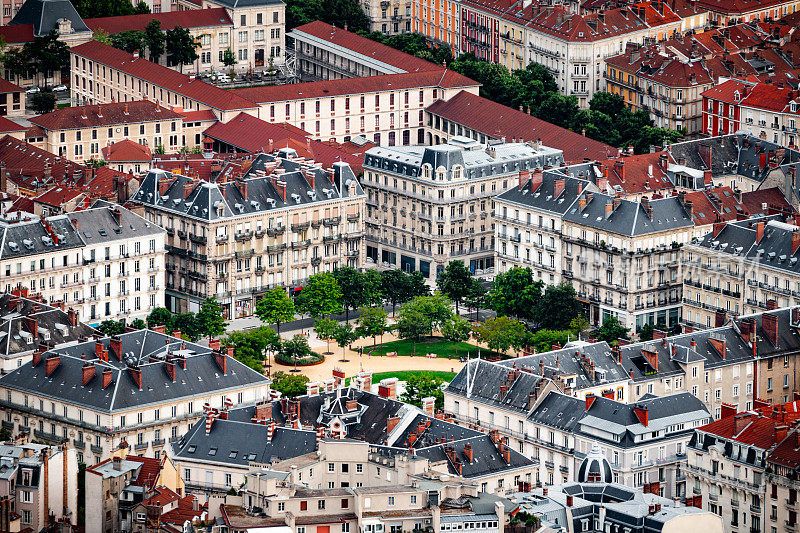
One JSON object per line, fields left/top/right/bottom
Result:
{"left": 791, "top": 102, "right": 798, "bottom": 113}
{"left": 733, "top": 90, "right": 740, "bottom": 102}
{"left": 421, "top": 163, "right": 432, "bottom": 179}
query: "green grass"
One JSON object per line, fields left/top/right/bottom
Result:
{"left": 345, "top": 370, "right": 456, "bottom": 386}
{"left": 57, "top": 103, "right": 70, "bottom": 109}
{"left": 365, "top": 337, "right": 508, "bottom": 360}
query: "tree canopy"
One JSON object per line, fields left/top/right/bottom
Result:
{"left": 165, "top": 27, "right": 199, "bottom": 72}
{"left": 286, "top": 0, "right": 369, "bottom": 31}
{"left": 255, "top": 287, "right": 296, "bottom": 333}
{"left": 196, "top": 298, "right": 227, "bottom": 339}
{"left": 535, "top": 283, "right": 581, "bottom": 330}
{"left": 294, "top": 272, "right": 342, "bottom": 319}
{"left": 223, "top": 327, "right": 279, "bottom": 372}
{"left": 396, "top": 293, "right": 453, "bottom": 352}
{"left": 271, "top": 371, "right": 309, "bottom": 398}
{"left": 473, "top": 316, "right": 527, "bottom": 355}
{"left": 487, "top": 267, "right": 543, "bottom": 320}
{"left": 437, "top": 260, "right": 482, "bottom": 314}
{"left": 596, "top": 317, "right": 630, "bottom": 345}
{"left": 400, "top": 373, "right": 447, "bottom": 410}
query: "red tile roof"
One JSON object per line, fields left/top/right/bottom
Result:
{"left": 31, "top": 100, "right": 183, "bottom": 131}
{"left": 0, "top": 78, "right": 23, "bottom": 94}
{"left": 598, "top": 152, "right": 675, "bottom": 195}
{"left": 0, "top": 116, "right": 26, "bottom": 134}
{"left": 229, "top": 69, "right": 478, "bottom": 104}
{"left": 69, "top": 41, "right": 258, "bottom": 112}
{"left": 33, "top": 186, "right": 84, "bottom": 207}
{"left": 0, "top": 24, "right": 34, "bottom": 44}
{"left": 84, "top": 8, "right": 232, "bottom": 34}
{"left": 203, "top": 112, "right": 308, "bottom": 152}
{"left": 699, "top": 401, "right": 800, "bottom": 450}
{"left": 683, "top": 186, "right": 748, "bottom": 225}
{"left": 291, "top": 21, "right": 438, "bottom": 73}
{"left": 740, "top": 187, "right": 796, "bottom": 217}
{"left": 695, "top": 0, "right": 793, "bottom": 14}
{"left": 141, "top": 486, "right": 181, "bottom": 507}
{"left": 702, "top": 79, "right": 800, "bottom": 116}
{"left": 425, "top": 90, "right": 616, "bottom": 163}
{"left": 0, "top": 135, "right": 85, "bottom": 190}
{"left": 101, "top": 139, "right": 152, "bottom": 163}
{"left": 701, "top": 78, "right": 752, "bottom": 104}
{"left": 160, "top": 495, "right": 205, "bottom": 525}
{"left": 127, "top": 455, "right": 162, "bottom": 489}
{"left": 180, "top": 109, "right": 218, "bottom": 123}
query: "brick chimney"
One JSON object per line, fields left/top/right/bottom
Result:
{"left": 720, "top": 403, "right": 736, "bottom": 419}
{"left": 642, "top": 347, "right": 658, "bottom": 372}
{"left": 585, "top": 394, "right": 596, "bottom": 410}
{"left": 566, "top": 495, "right": 573, "bottom": 507}
{"left": 215, "top": 347, "right": 230, "bottom": 375}
{"left": 530, "top": 171, "right": 543, "bottom": 193}
{"left": 45, "top": 354, "right": 60, "bottom": 377}
{"left": 464, "top": 444, "right": 473, "bottom": 463}
{"left": 553, "top": 178, "right": 565, "bottom": 198}
{"left": 518, "top": 170, "right": 530, "bottom": 190}
{"left": 67, "top": 308, "right": 77, "bottom": 327}
{"left": 82, "top": 362, "right": 95, "bottom": 385}
{"left": 762, "top": 312, "right": 779, "bottom": 345}
{"left": 102, "top": 369, "right": 113, "bottom": 389}
{"left": 205, "top": 409, "right": 218, "bottom": 434}
{"left": 767, "top": 299, "right": 778, "bottom": 310}
{"left": 209, "top": 338, "right": 221, "bottom": 351}
{"left": 164, "top": 359, "right": 176, "bottom": 382}
{"left": 708, "top": 337, "right": 726, "bottom": 359}
{"left": 127, "top": 365, "right": 142, "bottom": 390}
{"left": 756, "top": 220, "right": 765, "bottom": 243}
{"left": 32, "top": 349, "right": 43, "bottom": 367}
{"left": 777, "top": 425, "right": 789, "bottom": 443}
{"left": 712, "top": 222, "right": 726, "bottom": 238}
{"left": 792, "top": 230, "right": 800, "bottom": 256}
{"left": 109, "top": 336, "right": 122, "bottom": 360}
{"left": 387, "top": 415, "right": 400, "bottom": 434}
{"left": 634, "top": 404, "right": 649, "bottom": 426}
{"left": 734, "top": 413, "right": 751, "bottom": 434}
{"left": 597, "top": 176, "right": 608, "bottom": 191}
{"left": 422, "top": 396, "right": 435, "bottom": 416}
{"left": 346, "top": 398, "right": 358, "bottom": 411}
{"left": 715, "top": 309, "right": 726, "bottom": 327}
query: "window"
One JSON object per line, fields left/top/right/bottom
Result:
{"left": 328, "top": 463, "right": 335, "bottom": 472}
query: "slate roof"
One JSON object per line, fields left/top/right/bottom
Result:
{"left": 526, "top": 391, "right": 584, "bottom": 433}
{"left": 425, "top": 91, "right": 615, "bottom": 164}
{"left": 495, "top": 168, "right": 594, "bottom": 215}
{"left": 0, "top": 329, "right": 270, "bottom": 412}
{"left": 446, "top": 359, "right": 548, "bottom": 412}
{"left": 173, "top": 419, "right": 316, "bottom": 467}
{"left": 131, "top": 152, "right": 364, "bottom": 222}
{"left": 9, "top": 0, "right": 90, "bottom": 37}
{"left": 692, "top": 217, "right": 800, "bottom": 277}
{"left": 363, "top": 137, "right": 564, "bottom": 181}
{"left": 0, "top": 293, "right": 95, "bottom": 360}
{"left": 413, "top": 434, "right": 532, "bottom": 478}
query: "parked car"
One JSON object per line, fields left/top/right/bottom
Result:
{"left": 216, "top": 74, "right": 230, "bottom": 83}
{"left": 52, "top": 85, "right": 68, "bottom": 92}
{"left": 25, "top": 86, "right": 40, "bottom": 94}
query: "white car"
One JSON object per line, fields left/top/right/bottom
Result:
{"left": 216, "top": 74, "right": 231, "bottom": 83}
{"left": 25, "top": 87, "right": 40, "bottom": 94}
{"left": 52, "top": 85, "right": 68, "bottom": 92}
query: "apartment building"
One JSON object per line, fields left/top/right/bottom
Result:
{"left": 362, "top": 137, "right": 563, "bottom": 279}
{"left": 411, "top": 0, "right": 461, "bottom": 50}
{"left": 703, "top": 80, "right": 800, "bottom": 148}
{"left": 85, "top": 449, "right": 187, "bottom": 533}
{"left": 130, "top": 151, "right": 366, "bottom": 318}
{"left": 0, "top": 290, "right": 95, "bottom": 373}
{"left": 28, "top": 101, "right": 194, "bottom": 160}
{"left": 0, "top": 329, "right": 271, "bottom": 463}
{"left": 229, "top": 70, "right": 479, "bottom": 145}
{"left": 455, "top": 1, "right": 692, "bottom": 108}
{"left": 173, "top": 378, "right": 537, "bottom": 498}
{"left": 362, "top": 0, "right": 413, "bottom": 34}
{"left": 686, "top": 401, "right": 800, "bottom": 533}
{"left": 69, "top": 40, "right": 260, "bottom": 122}
{"left": 0, "top": 202, "right": 166, "bottom": 326}
{"left": 0, "top": 442, "right": 79, "bottom": 531}
{"left": 288, "top": 21, "right": 437, "bottom": 81}
{"left": 519, "top": 477, "right": 724, "bottom": 533}
{"left": 85, "top": 3, "right": 286, "bottom": 75}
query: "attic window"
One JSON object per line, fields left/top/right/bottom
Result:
{"left": 247, "top": 453, "right": 257, "bottom": 461}
{"left": 187, "top": 445, "right": 196, "bottom": 453}
{"left": 229, "top": 450, "right": 238, "bottom": 459}
{"left": 208, "top": 447, "right": 217, "bottom": 456}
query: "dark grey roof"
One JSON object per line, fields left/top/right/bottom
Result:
{"left": 173, "top": 419, "right": 316, "bottom": 467}
{"left": 495, "top": 168, "right": 595, "bottom": 216}
{"left": 72, "top": 201, "right": 165, "bottom": 245}
{"left": 525, "top": 391, "right": 584, "bottom": 433}
{"left": 562, "top": 191, "right": 693, "bottom": 237}
{"left": 413, "top": 434, "right": 532, "bottom": 478}
{"left": 131, "top": 154, "right": 364, "bottom": 222}
{"left": 9, "top": 0, "right": 90, "bottom": 36}
{"left": 0, "top": 294, "right": 95, "bottom": 360}
{"left": 446, "top": 359, "right": 547, "bottom": 412}
{"left": 691, "top": 216, "right": 800, "bottom": 276}
{"left": 0, "top": 329, "right": 269, "bottom": 411}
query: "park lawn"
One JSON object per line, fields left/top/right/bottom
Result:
{"left": 366, "top": 337, "right": 508, "bottom": 360}
{"left": 345, "top": 370, "right": 456, "bottom": 386}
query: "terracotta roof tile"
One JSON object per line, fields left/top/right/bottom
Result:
{"left": 31, "top": 100, "right": 183, "bottom": 131}
{"left": 101, "top": 139, "right": 152, "bottom": 163}
{"left": 0, "top": 24, "right": 34, "bottom": 44}
{"left": 84, "top": 8, "right": 232, "bottom": 35}
{"left": 127, "top": 455, "right": 162, "bottom": 489}
{"left": 425, "top": 90, "right": 615, "bottom": 163}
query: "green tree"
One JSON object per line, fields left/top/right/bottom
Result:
{"left": 279, "top": 334, "right": 313, "bottom": 371}
{"left": 314, "top": 317, "right": 338, "bottom": 355}
{"left": 396, "top": 293, "right": 453, "bottom": 354}
{"left": 224, "top": 329, "right": 269, "bottom": 372}
{"left": 535, "top": 282, "right": 581, "bottom": 330}
{"left": 333, "top": 322, "right": 359, "bottom": 360}
{"left": 487, "top": 267, "right": 543, "bottom": 320}
{"left": 535, "top": 93, "right": 580, "bottom": 129}
{"left": 437, "top": 260, "right": 479, "bottom": 314}
{"left": 75, "top": 0, "right": 136, "bottom": 18}
{"left": 93, "top": 29, "right": 110, "bottom": 45}
{"left": 408, "top": 272, "right": 430, "bottom": 298}
{"left": 400, "top": 373, "right": 446, "bottom": 410}
{"left": 165, "top": 26, "right": 199, "bottom": 73}
{"left": 110, "top": 30, "right": 146, "bottom": 55}
{"left": 473, "top": 316, "right": 527, "bottom": 355}
{"left": 441, "top": 315, "right": 472, "bottom": 359}
{"left": 30, "top": 91, "right": 55, "bottom": 115}
{"left": 570, "top": 316, "right": 590, "bottom": 340}
{"left": 286, "top": 0, "right": 369, "bottom": 31}
{"left": 147, "top": 307, "right": 173, "bottom": 330}
{"left": 130, "top": 318, "right": 147, "bottom": 330}
{"left": 0, "top": 427, "right": 10, "bottom": 441}
{"left": 527, "top": 329, "right": 569, "bottom": 353}
{"left": 596, "top": 316, "right": 629, "bottom": 345}
{"left": 154, "top": 143, "right": 165, "bottom": 155}
{"left": 173, "top": 313, "right": 201, "bottom": 341}
{"left": 97, "top": 319, "right": 126, "bottom": 336}
{"left": 144, "top": 20, "right": 165, "bottom": 63}
{"left": 222, "top": 47, "right": 236, "bottom": 67}
{"left": 196, "top": 298, "right": 227, "bottom": 339}
{"left": 294, "top": 272, "right": 342, "bottom": 319}
{"left": 333, "top": 266, "right": 370, "bottom": 322}
{"left": 2, "top": 48, "right": 33, "bottom": 82}
{"left": 271, "top": 371, "right": 309, "bottom": 398}
{"left": 255, "top": 287, "right": 295, "bottom": 333}
{"left": 464, "top": 281, "right": 487, "bottom": 322}
{"left": 134, "top": 1, "right": 150, "bottom": 13}
{"left": 356, "top": 306, "right": 389, "bottom": 350}
{"left": 638, "top": 322, "right": 667, "bottom": 342}
{"left": 381, "top": 269, "right": 412, "bottom": 316}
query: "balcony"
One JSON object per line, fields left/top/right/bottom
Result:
{"left": 189, "top": 233, "right": 207, "bottom": 245}
{"left": 216, "top": 235, "right": 228, "bottom": 244}
{"left": 267, "top": 244, "right": 287, "bottom": 252}
{"left": 234, "top": 231, "right": 253, "bottom": 243}
{"left": 267, "top": 226, "right": 286, "bottom": 237}
{"left": 235, "top": 249, "right": 255, "bottom": 259}
{"left": 323, "top": 235, "right": 340, "bottom": 242}
{"left": 323, "top": 217, "right": 341, "bottom": 226}
{"left": 91, "top": 445, "right": 103, "bottom": 454}
{"left": 291, "top": 222, "right": 310, "bottom": 231}
{"left": 254, "top": 229, "right": 266, "bottom": 239}
{"left": 292, "top": 240, "right": 312, "bottom": 249}
{"left": 347, "top": 213, "right": 360, "bottom": 221}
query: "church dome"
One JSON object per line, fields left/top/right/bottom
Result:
{"left": 577, "top": 441, "right": 613, "bottom": 483}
